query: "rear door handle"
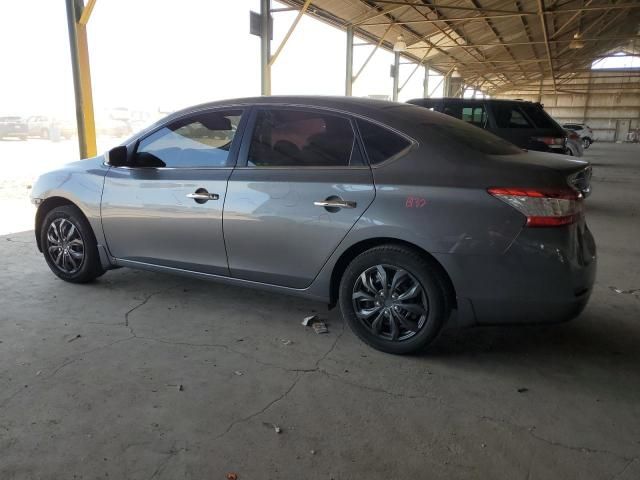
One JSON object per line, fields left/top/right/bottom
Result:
{"left": 313, "top": 200, "right": 357, "bottom": 209}
{"left": 187, "top": 188, "right": 219, "bottom": 204}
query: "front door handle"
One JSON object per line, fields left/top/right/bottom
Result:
{"left": 187, "top": 188, "right": 219, "bottom": 204}
{"left": 313, "top": 199, "right": 357, "bottom": 209}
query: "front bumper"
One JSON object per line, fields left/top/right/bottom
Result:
{"left": 436, "top": 222, "right": 596, "bottom": 325}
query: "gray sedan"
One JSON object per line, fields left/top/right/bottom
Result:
{"left": 30, "top": 96, "right": 596, "bottom": 354}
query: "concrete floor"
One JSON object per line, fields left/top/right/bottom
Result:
{"left": 1, "top": 143, "right": 639, "bottom": 480}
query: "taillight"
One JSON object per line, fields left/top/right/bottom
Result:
{"left": 532, "top": 136, "right": 565, "bottom": 146}
{"left": 488, "top": 187, "right": 583, "bottom": 227}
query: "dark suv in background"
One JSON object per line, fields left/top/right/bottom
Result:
{"left": 407, "top": 98, "right": 567, "bottom": 155}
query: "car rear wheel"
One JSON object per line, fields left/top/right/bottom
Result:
{"left": 40, "top": 205, "right": 105, "bottom": 283}
{"left": 339, "top": 245, "right": 450, "bottom": 354}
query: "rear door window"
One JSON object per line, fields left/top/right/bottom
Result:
{"left": 247, "top": 109, "right": 363, "bottom": 167}
{"left": 441, "top": 103, "right": 462, "bottom": 119}
{"left": 357, "top": 120, "right": 412, "bottom": 165}
{"left": 491, "top": 104, "right": 533, "bottom": 128}
{"left": 461, "top": 105, "right": 488, "bottom": 128}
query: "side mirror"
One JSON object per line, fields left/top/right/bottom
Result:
{"left": 107, "top": 145, "right": 129, "bottom": 167}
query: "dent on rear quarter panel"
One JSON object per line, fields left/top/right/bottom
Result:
{"left": 362, "top": 150, "right": 525, "bottom": 256}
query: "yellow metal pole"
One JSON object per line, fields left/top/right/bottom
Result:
{"left": 65, "top": 0, "right": 97, "bottom": 158}
{"left": 78, "top": 0, "right": 96, "bottom": 25}
{"left": 76, "top": 21, "right": 97, "bottom": 157}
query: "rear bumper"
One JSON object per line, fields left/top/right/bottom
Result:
{"left": 436, "top": 222, "right": 596, "bottom": 325}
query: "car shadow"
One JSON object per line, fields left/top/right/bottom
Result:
{"left": 425, "top": 312, "right": 640, "bottom": 374}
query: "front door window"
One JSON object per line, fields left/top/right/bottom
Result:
{"left": 136, "top": 110, "right": 243, "bottom": 168}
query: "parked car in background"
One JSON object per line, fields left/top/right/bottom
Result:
{"left": 96, "top": 118, "right": 132, "bottom": 138}
{"left": 27, "top": 116, "right": 75, "bottom": 139}
{"left": 564, "top": 129, "right": 584, "bottom": 157}
{"left": 27, "top": 116, "right": 52, "bottom": 139}
{"left": 30, "top": 96, "right": 595, "bottom": 354}
{"left": 562, "top": 123, "right": 594, "bottom": 149}
{"left": 407, "top": 98, "right": 568, "bottom": 155}
{"left": 0, "top": 116, "right": 28, "bottom": 140}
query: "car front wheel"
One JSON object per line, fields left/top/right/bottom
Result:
{"left": 40, "top": 205, "right": 105, "bottom": 283}
{"left": 582, "top": 138, "right": 591, "bottom": 149}
{"left": 339, "top": 245, "right": 450, "bottom": 354}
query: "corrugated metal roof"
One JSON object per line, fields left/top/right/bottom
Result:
{"left": 279, "top": 0, "right": 640, "bottom": 94}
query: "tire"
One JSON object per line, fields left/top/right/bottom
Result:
{"left": 339, "top": 244, "right": 451, "bottom": 354}
{"left": 582, "top": 138, "right": 591, "bottom": 149}
{"left": 40, "top": 205, "right": 105, "bottom": 283}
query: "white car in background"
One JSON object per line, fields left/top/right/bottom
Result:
{"left": 562, "top": 123, "right": 594, "bottom": 149}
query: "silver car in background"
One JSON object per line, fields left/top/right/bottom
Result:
{"left": 562, "top": 123, "right": 594, "bottom": 149}
{"left": 564, "top": 129, "right": 584, "bottom": 157}
{"left": 30, "top": 97, "right": 596, "bottom": 354}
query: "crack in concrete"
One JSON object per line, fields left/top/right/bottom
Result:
{"left": 611, "top": 458, "right": 639, "bottom": 480}
{"left": 123, "top": 284, "right": 347, "bottom": 375}
{"left": 214, "top": 372, "right": 303, "bottom": 440}
{"left": 0, "top": 335, "right": 135, "bottom": 409}
{"left": 213, "top": 318, "right": 347, "bottom": 440}
{"left": 479, "top": 415, "right": 638, "bottom": 462}
{"left": 316, "top": 367, "right": 440, "bottom": 401}
{"left": 147, "top": 443, "right": 187, "bottom": 480}
{"left": 4, "top": 237, "right": 32, "bottom": 244}
{"left": 125, "top": 286, "right": 180, "bottom": 327}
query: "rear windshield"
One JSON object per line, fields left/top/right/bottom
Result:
{"left": 425, "top": 119, "right": 523, "bottom": 155}
{"left": 391, "top": 104, "right": 523, "bottom": 155}
{"left": 519, "top": 103, "right": 557, "bottom": 129}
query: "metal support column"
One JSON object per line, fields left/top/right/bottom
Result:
{"left": 583, "top": 71, "right": 592, "bottom": 123}
{"left": 392, "top": 51, "right": 400, "bottom": 102}
{"left": 423, "top": 62, "right": 430, "bottom": 98}
{"left": 65, "top": 0, "right": 97, "bottom": 159}
{"left": 260, "top": 0, "right": 271, "bottom": 95}
{"left": 538, "top": 77, "right": 543, "bottom": 103}
{"left": 444, "top": 72, "right": 455, "bottom": 97}
{"left": 345, "top": 26, "right": 354, "bottom": 96}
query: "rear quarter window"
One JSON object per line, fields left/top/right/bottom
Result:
{"left": 357, "top": 120, "right": 412, "bottom": 165}
{"left": 424, "top": 118, "right": 523, "bottom": 155}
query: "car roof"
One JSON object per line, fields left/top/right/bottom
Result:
{"left": 127, "top": 95, "right": 448, "bottom": 145}
{"left": 407, "top": 97, "right": 539, "bottom": 105}
{"left": 174, "top": 95, "right": 401, "bottom": 115}
{"left": 156, "top": 95, "right": 442, "bottom": 130}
